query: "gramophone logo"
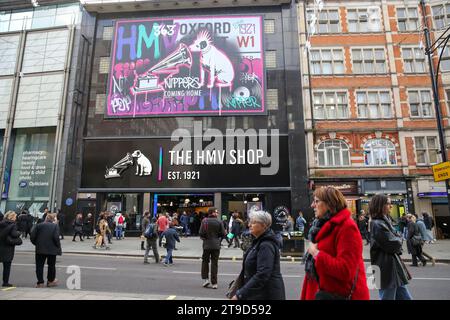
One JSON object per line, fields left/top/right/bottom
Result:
{"left": 105, "top": 150, "right": 152, "bottom": 179}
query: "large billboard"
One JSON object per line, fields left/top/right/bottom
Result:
{"left": 106, "top": 15, "right": 265, "bottom": 117}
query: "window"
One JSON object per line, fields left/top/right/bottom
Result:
{"left": 0, "top": 11, "right": 11, "bottom": 33}
{"left": 402, "top": 47, "right": 426, "bottom": 73}
{"left": 9, "top": 9, "right": 32, "bottom": 31}
{"left": 364, "top": 139, "right": 397, "bottom": 166}
{"left": 441, "top": 45, "right": 450, "bottom": 72}
{"left": 415, "top": 136, "right": 440, "bottom": 165}
{"left": 14, "top": 74, "right": 64, "bottom": 128}
{"left": 397, "top": 7, "right": 419, "bottom": 32}
{"left": 446, "top": 89, "right": 450, "bottom": 112}
{"left": 0, "top": 35, "right": 20, "bottom": 76}
{"left": 352, "top": 48, "right": 387, "bottom": 74}
{"left": 95, "top": 94, "right": 106, "bottom": 114}
{"left": 347, "top": 7, "right": 382, "bottom": 33}
{"left": 310, "top": 48, "right": 345, "bottom": 75}
{"left": 103, "top": 26, "right": 114, "bottom": 41}
{"left": 265, "top": 51, "right": 276, "bottom": 68}
{"left": 22, "top": 30, "right": 69, "bottom": 73}
{"left": 317, "top": 140, "right": 350, "bottom": 167}
{"left": 313, "top": 91, "right": 348, "bottom": 119}
{"left": 267, "top": 89, "right": 278, "bottom": 110}
{"left": 99, "top": 57, "right": 110, "bottom": 74}
{"left": 307, "top": 9, "right": 340, "bottom": 34}
{"left": 357, "top": 91, "right": 392, "bottom": 119}
{"left": 432, "top": 3, "right": 450, "bottom": 29}
{"left": 0, "top": 78, "right": 13, "bottom": 128}
{"left": 264, "top": 19, "right": 275, "bottom": 34}
{"left": 408, "top": 90, "right": 433, "bottom": 118}
{"left": 31, "top": 5, "right": 56, "bottom": 29}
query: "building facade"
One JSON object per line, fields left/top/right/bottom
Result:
{"left": 0, "top": 0, "right": 84, "bottom": 224}
{"left": 56, "top": 0, "right": 309, "bottom": 234}
{"left": 299, "top": 0, "right": 450, "bottom": 237}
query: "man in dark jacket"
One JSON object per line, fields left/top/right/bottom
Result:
{"left": 17, "top": 210, "right": 33, "bottom": 239}
{"left": 30, "top": 213, "right": 62, "bottom": 288}
{"left": 199, "top": 208, "right": 226, "bottom": 289}
{"left": 161, "top": 223, "right": 180, "bottom": 266}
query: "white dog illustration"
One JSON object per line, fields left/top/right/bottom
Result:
{"left": 131, "top": 150, "right": 152, "bottom": 176}
{"left": 189, "top": 30, "right": 235, "bottom": 89}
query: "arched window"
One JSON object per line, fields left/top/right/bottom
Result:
{"left": 364, "top": 139, "right": 397, "bottom": 166}
{"left": 317, "top": 140, "right": 350, "bottom": 166}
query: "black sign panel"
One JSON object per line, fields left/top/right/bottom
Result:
{"left": 81, "top": 136, "right": 289, "bottom": 189}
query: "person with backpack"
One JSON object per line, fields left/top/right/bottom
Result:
{"left": 143, "top": 213, "right": 159, "bottom": 264}
{"left": 422, "top": 212, "right": 436, "bottom": 244}
{"left": 161, "top": 222, "right": 180, "bottom": 266}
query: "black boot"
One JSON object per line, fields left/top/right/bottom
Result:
{"left": 141, "top": 241, "right": 145, "bottom": 250}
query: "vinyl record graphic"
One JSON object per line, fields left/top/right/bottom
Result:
{"left": 221, "top": 79, "right": 262, "bottom": 107}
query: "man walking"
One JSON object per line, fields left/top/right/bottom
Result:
{"left": 30, "top": 213, "right": 62, "bottom": 288}
{"left": 199, "top": 208, "right": 226, "bottom": 289}
{"left": 142, "top": 212, "right": 159, "bottom": 264}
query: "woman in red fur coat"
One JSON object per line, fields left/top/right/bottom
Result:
{"left": 301, "top": 187, "right": 370, "bottom": 300}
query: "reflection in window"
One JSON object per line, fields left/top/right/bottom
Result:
{"left": 313, "top": 91, "right": 348, "bottom": 119}
{"left": 22, "top": 30, "right": 69, "bottom": 73}
{"left": 364, "top": 139, "right": 397, "bottom": 166}
{"left": 0, "top": 35, "right": 20, "bottom": 76}
{"left": 317, "top": 139, "right": 350, "bottom": 167}
{"left": 415, "top": 136, "right": 440, "bottom": 165}
{"left": 408, "top": 90, "right": 432, "bottom": 118}
{"left": 357, "top": 91, "right": 392, "bottom": 119}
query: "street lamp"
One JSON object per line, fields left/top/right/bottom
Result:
{"left": 420, "top": 0, "right": 450, "bottom": 214}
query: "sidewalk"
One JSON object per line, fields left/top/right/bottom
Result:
{"left": 15, "top": 236, "right": 450, "bottom": 263}
{"left": 0, "top": 287, "right": 216, "bottom": 300}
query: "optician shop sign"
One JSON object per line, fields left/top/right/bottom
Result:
{"left": 81, "top": 124, "right": 288, "bottom": 189}
{"left": 106, "top": 15, "right": 265, "bottom": 117}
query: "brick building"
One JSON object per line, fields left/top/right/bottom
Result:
{"left": 298, "top": 0, "right": 450, "bottom": 237}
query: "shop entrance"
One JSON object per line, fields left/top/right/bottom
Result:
{"left": 102, "top": 193, "right": 143, "bottom": 235}
{"left": 222, "top": 193, "right": 266, "bottom": 221}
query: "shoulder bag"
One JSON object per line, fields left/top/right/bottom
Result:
{"left": 315, "top": 266, "right": 359, "bottom": 300}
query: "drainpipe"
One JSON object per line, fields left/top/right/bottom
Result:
{"left": 0, "top": 30, "right": 27, "bottom": 207}
{"left": 49, "top": 25, "right": 76, "bottom": 211}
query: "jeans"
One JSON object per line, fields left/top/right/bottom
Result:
{"left": 115, "top": 226, "right": 123, "bottom": 240}
{"left": 379, "top": 285, "right": 413, "bottom": 300}
{"left": 35, "top": 254, "right": 56, "bottom": 284}
{"left": 144, "top": 238, "right": 160, "bottom": 263}
{"left": 2, "top": 261, "right": 12, "bottom": 285}
{"left": 164, "top": 248, "right": 173, "bottom": 264}
{"left": 201, "top": 249, "right": 220, "bottom": 284}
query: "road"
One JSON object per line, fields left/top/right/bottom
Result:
{"left": 5, "top": 252, "right": 450, "bottom": 300}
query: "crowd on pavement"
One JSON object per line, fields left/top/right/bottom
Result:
{"left": 0, "top": 188, "right": 443, "bottom": 300}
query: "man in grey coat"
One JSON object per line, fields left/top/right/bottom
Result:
{"left": 31, "top": 213, "right": 62, "bottom": 288}
{"left": 199, "top": 208, "right": 226, "bottom": 289}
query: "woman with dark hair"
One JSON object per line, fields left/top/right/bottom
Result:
{"left": 369, "top": 194, "right": 412, "bottom": 300}
{"left": 0, "top": 211, "right": 22, "bottom": 287}
{"left": 301, "top": 187, "right": 369, "bottom": 300}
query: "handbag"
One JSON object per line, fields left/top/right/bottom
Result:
{"left": 226, "top": 270, "right": 244, "bottom": 299}
{"left": 411, "top": 235, "right": 423, "bottom": 247}
{"left": 6, "top": 235, "right": 22, "bottom": 246}
{"left": 315, "top": 266, "right": 359, "bottom": 300}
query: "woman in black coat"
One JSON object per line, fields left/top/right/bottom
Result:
{"left": 231, "top": 210, "right": 285, "bottom": 300}
{"left": 406, "top": 215, "right": 426, "bottom": 267}
{"left": 369, "top": 195, "right": 412, "bottom": 300}
{"left": 0, "top": 211, "right": 22, "bottom": 287}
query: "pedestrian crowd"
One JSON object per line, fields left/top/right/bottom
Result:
{"left": 0, "top": 191, "right": 441, "bottom": 300}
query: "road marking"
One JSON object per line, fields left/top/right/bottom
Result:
{"left": 413, "top": 278, "right": 450, "bottom": 281}
{"left": 166, "top": 295, "right": 177, "bottom": 300}
{"left": 172, "top": 271, "right": 302, "bottom": 278}
{"left": 12, "top": 263, "right": 117, "bottom": 271}
{"left": 2, "top": 287, "right": 16, "bottom": 291}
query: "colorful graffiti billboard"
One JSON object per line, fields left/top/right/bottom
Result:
{"left": 106, "top": 16, "right": 265, "bottom": 117}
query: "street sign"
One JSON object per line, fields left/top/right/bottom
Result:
{"left": 432, "top": 161, "right": 450, "bottom": 182}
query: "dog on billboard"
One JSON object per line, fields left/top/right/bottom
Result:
{"left": 189, "top": 30, "right": 235, "bottom": 89}
{"left": 131, "top": 150, "right": 152, "bottom": 176}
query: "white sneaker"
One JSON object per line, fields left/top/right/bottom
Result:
{"left": 211, "top": 284, "right": 218, "bottom": 289}
{"left": 202, "top": 279, "right": 210, "bottom": 288}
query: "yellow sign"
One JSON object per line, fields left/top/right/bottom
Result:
{"left": 432, "top": 161, "right": 450, "bottom": 182}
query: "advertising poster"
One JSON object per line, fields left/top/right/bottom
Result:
{"left": 106, "top": 15, "right": 265, "bottom": 117}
